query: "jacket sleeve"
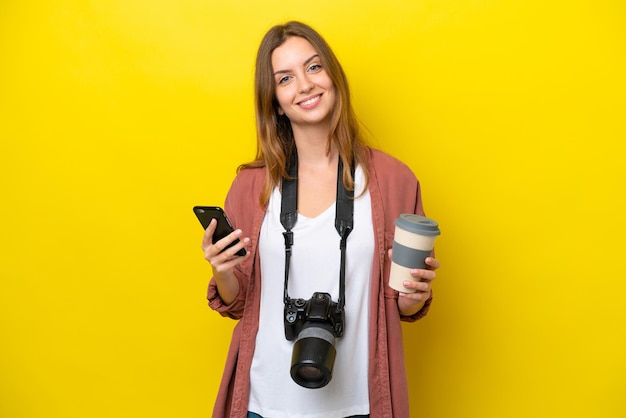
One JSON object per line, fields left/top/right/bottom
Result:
{"left": 207, "top": 272, "right": 247, "bottom": 320}
{"left": 206, "top": 170, "right": 258, "bottom": 320}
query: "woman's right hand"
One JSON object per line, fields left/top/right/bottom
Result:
{"left": 202, "top": 218, "right": 250, "bottom": 303}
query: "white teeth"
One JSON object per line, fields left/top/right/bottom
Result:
{"left": 299, "top": 96, "right": 320, "bottom": 106}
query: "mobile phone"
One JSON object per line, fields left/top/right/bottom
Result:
{"left": 193, "top": 206, "right": 246, "bottom": 257}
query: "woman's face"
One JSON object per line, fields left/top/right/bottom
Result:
{"left": 271, "top": 36, "right": 336, "bottom": 130}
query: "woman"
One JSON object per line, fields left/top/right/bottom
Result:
{"left": 202, "top": 21, "right": 440, "bottom": 418}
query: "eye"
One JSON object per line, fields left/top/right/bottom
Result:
{"left": 308, "top": 63, "right": 322, "bottom": 72}
{"left": 277, "top": 75, "right": 292, "bottom": 85}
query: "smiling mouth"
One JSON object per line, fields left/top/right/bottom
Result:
{"left": 298, "top": 95, "right": 321, "bottom": 108}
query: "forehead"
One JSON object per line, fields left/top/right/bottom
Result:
{"left": 271, "top": 36, "right": 318, "bottom": 71}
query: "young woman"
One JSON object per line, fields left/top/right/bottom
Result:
{"left": 201, "top": 21, "right": 440, "bottom": 418}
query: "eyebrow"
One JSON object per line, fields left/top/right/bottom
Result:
{"left": 273, "top": 54, "right": 320, "bottom": 76}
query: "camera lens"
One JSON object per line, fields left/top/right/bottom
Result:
{"left": 295, "top": 365, "right": 325, "bottom": 382}
{"left": 290, "top": 322, "right": 336, "bottom": 389}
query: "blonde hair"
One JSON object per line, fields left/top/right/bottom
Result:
{"left": 240, "top": 21, "right": 369, "bottom": 208}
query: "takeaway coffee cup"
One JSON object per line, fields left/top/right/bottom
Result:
{"left": 389, "top": 214, "right": 441, "bottom": 293}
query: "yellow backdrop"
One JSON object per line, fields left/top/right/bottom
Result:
{"left": 1, "top": 1, "right": 624, "bottom": 417}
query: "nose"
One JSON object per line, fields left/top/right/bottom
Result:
{"left": 297, "top": 74, "right": 314, "bottom": 93}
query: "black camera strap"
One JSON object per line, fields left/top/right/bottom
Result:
{"left": 280, "top": 149, "right": 354, "bottom": 311}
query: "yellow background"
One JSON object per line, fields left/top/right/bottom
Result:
{"left": 1, "top": 1, "right": 625, "bottom": 417}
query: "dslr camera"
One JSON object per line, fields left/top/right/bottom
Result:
{"left": 284, "top": 292, "right": 345, "bottom": 388}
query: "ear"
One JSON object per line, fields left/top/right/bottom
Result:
{"left": 277, "top": 107, "right": 285, "bottom": 116}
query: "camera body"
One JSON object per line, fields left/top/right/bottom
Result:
{"left": 284, "top": 292, "right": 344, "bottom": 341}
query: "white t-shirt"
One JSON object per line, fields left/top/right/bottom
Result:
{"left": 248, "top": 165, "right": 374, "bottom": 418}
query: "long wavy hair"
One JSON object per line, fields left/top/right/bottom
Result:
{"left": 239, "top": 21, "right": 369, "bottom": 208}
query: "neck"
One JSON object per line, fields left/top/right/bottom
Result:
{"left": 295, "top": 140, "right": 338, "bottom": 170}
{"left": 292, "top": 124, "right": 336, "bottom": 167}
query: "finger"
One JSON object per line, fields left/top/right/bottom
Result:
{"left": 213, "top": 229, "right": 243, "bottom": 253}
{"left": 222, "top": 237, "right": 250, "bottom": 259}
{"left": 399, "top": 285, "right": 431, "bottom": 303}
{"left": 201, "top": 218, "right": 218, "bottom": 248}
{"left": 212, "top": 248, "right": 250, "bottom": 273}
{"left": 425, "top": 257, "right": 440, "bottom": 270}
{"left": 410, "top": 268, "right": 436, "bottom": 283}
{"left": 402, "top": 279, "right": 431, "bottom": 293}
{"left": 208, "top": 230, "right": 250, "bottom": 263}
